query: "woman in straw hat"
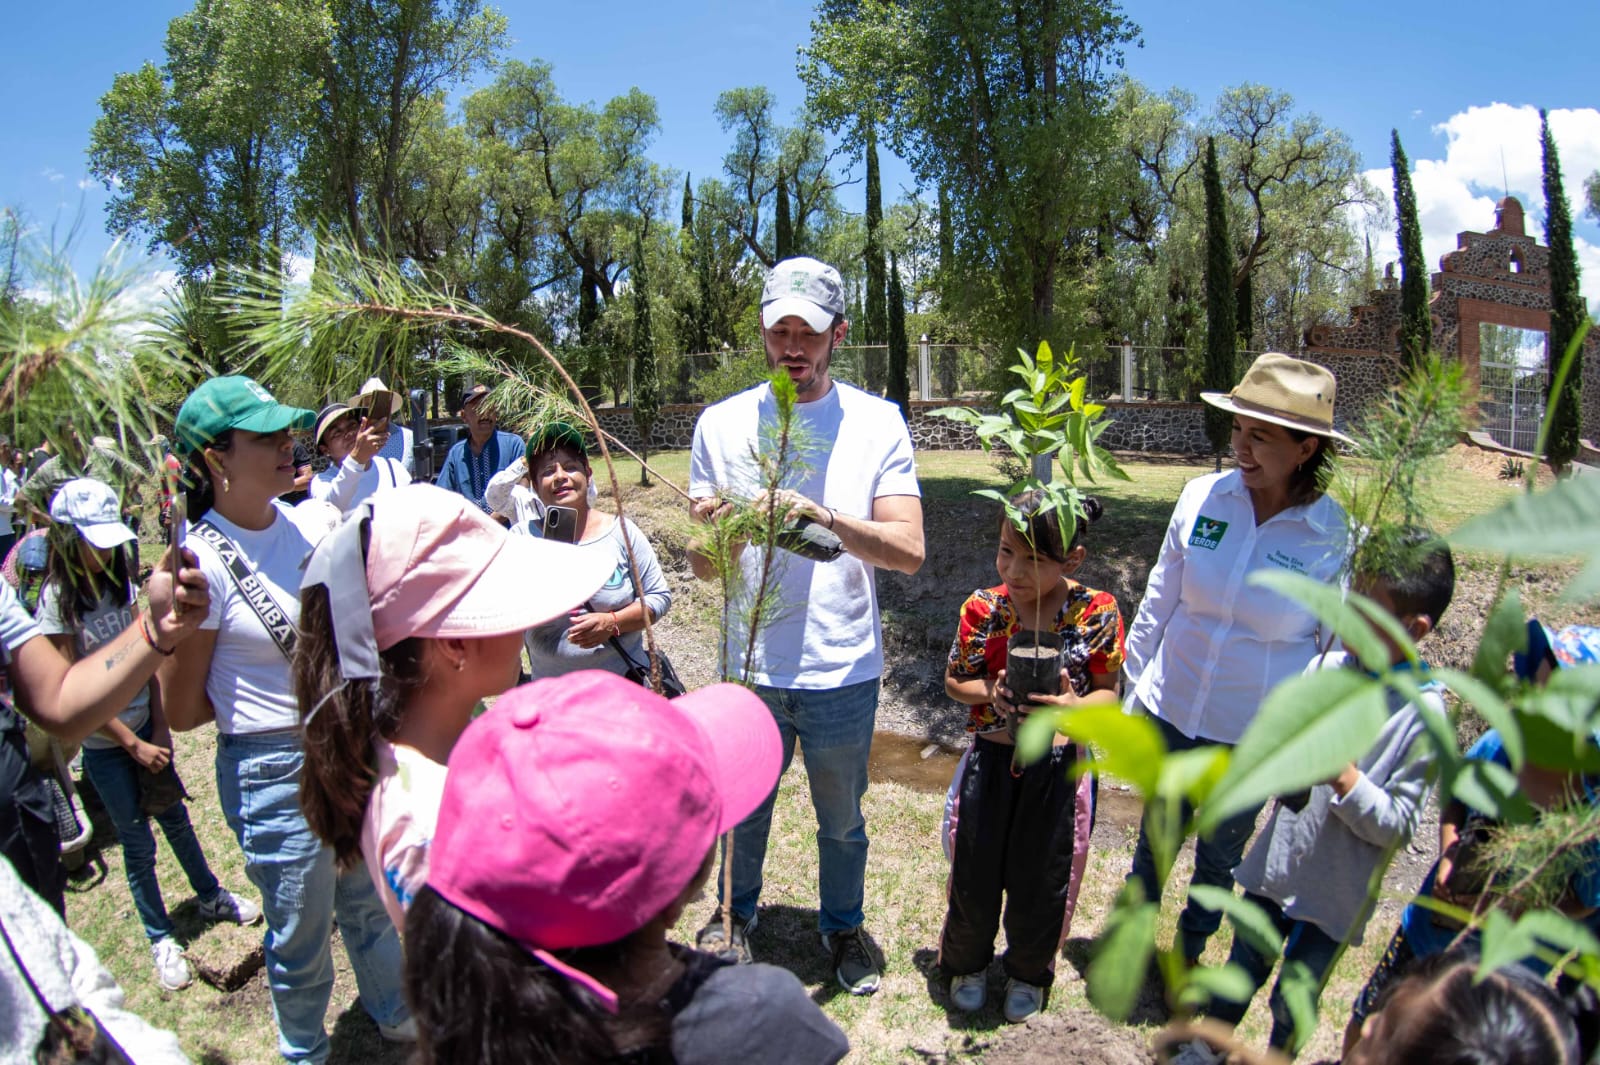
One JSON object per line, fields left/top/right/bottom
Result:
{"left": 1123, "top": 353, "right": 1351, "bottom": 968}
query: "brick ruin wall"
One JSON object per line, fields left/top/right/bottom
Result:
{"left": 1306, "top": 196, "right": 1599, "bottom": 446}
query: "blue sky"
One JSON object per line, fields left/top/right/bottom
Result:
{"left": 2, "top": 0, "right": 1597, "bottom": 307}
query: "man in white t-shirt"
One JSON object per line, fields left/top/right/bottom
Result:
{"left": 687, "top": 256, "right": 924, "bottom": 996}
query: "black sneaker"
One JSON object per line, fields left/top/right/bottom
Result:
{"left": 822, "top": 926, "right": 881, "bottom": 995}
{"left": 696, "top": 908, "right": 757, "bottom": 964}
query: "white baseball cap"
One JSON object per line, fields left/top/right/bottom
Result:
{"left": 761, "top": 257, "right": 846, "bottom": 333}
{"left": 50, "top": 478, "right": 137, "bottom": 550}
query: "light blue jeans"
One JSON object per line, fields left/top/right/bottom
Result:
{"left": 81, "top": 718, "right": 219, "bottom": 943}
{"left": 216, "top": 731, "right": 409, "bottom": 1064}
{"left": 720, "top": 679, "right": 878, "bottom": 935}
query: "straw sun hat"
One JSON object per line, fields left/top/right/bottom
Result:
{"left": 1200, "top": 352, "right": 1353, "bottom": 445}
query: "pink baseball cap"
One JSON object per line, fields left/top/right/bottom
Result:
{"left": 365, "top": 484, "right": 613, "bottom": 650}
{"left": 427, "top": 671, "right": 782, "bottom": 1009}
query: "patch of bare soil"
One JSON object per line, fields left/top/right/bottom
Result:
{"left": 954, "top": 1008, "right": 1157, "bottom": 1064}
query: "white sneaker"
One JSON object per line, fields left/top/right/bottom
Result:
{"left": 949, "top": 971, "right": 987, "bottom": 1011}
{"left": 1001, "top": 977, "right": 1045, "bottom": 1023}
{"left": 198, "top": 888, "right": 262, "bottom": 926}
{"left": 1170, "top": 1038, "right": 1226, "bottom": 1065}
{"left": 151, "top": 937, "right": 192, "bottom": 991}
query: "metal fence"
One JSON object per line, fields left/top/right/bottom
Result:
{"left": 647, "top": 342, "right": 1259, "bottom": 405}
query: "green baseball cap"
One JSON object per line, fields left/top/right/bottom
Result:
{"left": 175, "top": 376, "right": 316, "bottom": 455}
{"left": 525, "top": 420, "right": 588, "bottom": 465}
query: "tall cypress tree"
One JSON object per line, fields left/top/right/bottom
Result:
{"left": 631, "top": 234, "right": 660, "bottom": 485}
{"left": 1393, "top": 130, "right": 1430, "bottom": 369}
{"left": 863, "top": 122, "right": 888, "bottom": 392}
{"left": 774, "top": 165, "right": 793, "bottom": 261}
{"left": 1541, "top": 110, "right": 1586, "bottom": 474}
{"left": 1203, "top": 137, "right": 1237, "bottom": 463}
{"left": 681, "top": 174, "right": 694, "bottom": 234}
{"left": 887, "top": 252, "right": 910, "bottom": 421}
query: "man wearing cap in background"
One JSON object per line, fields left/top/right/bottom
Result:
{"left": 687, "top": 255, "right": 925, "bottom": 996}
{"left": 435, "top": 384, "right": 523, "bottom": 513}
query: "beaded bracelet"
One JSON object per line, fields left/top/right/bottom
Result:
{"left": 140, "top": 615, "right": 175, "bottom": 656}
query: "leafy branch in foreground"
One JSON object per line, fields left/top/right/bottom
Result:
{"left": 0, "top": 235, "right": 190, "bottom": 487}
{"left": 225, "top": 239, "right": 680, "bottom": 682}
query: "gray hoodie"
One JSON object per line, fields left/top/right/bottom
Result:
{"left": 1232, "top": 651, "right": 1441, "bottom": 945}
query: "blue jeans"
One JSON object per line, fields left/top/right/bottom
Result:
{"left": 720, "top": 679, "right": 878, "bottom": 935}
{"left": 1210, "top": 892, "right": 1342, "bottom": 1053}
{"left": 81, "top": 718, "right": 219, "bottom": 942}
{"left": 1127, "top": 711, "right": 1265, "bottom": 961}
{"left": 216, "top": 731, "right": 409, "bottom": 1064}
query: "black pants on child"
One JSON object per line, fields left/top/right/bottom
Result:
{"left": 939, "top": 735, "right": 1077, "bottom": 989}
{"left": 1208, "top": 892, "right": 1343, "bottom": 1054}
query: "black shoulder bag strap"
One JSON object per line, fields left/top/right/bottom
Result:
{"left": 190, "top": 519, "right": 298, "bottom": 661}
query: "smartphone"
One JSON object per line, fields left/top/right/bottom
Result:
{"left": 543, "top": 505, "right": 580, "bottom": 544}
{"left": 165, "top": 455, "right": 186, "bottom": 592}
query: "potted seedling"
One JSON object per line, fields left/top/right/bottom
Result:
{"left": 933, "top": 342, "right": 1126, "bottom": 729}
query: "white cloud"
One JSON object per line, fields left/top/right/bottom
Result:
{"left": 1356, "top": 103, "right": 1600, "bottom": 313}
{"left": 76, "top": 178, "right": 97, "bottom": 191}
{"left": 41, "top": 167, "right": 63, "bottom": 184}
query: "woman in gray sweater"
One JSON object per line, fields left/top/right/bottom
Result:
{"left": 517, "top": 423, "right": 672, "bottom": 679}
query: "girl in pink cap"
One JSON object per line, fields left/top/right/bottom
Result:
{"left": 404, "top": 671, "right": 849, "bottom": 1065}
{"left": 294, "top": 483, "right": 612, "bottom": 932}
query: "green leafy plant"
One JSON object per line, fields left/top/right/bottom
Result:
{"left": 931, "top": 339, "right": 1126, "bottom": 539}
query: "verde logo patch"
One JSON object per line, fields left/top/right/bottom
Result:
{"left": 1188, "top": 515, "right": 1229, "bottom": 550}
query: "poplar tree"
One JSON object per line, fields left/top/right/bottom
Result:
{"left": 631, "top": 234, "right": 660, "bottom": 483}
{"left": 1203, "top": 136, "right": 1236, "bottom": 462}
{"left": 774, "top": 165, "right": 793, "bottom": 261}
{"left": 864, "top": 123, "right": 888, "bottom": 391}
{"left": 1392, "top": 130, "right": 1430, "bottom": 369}
{"left": 886, "top": 252, "right": 910, "bottom": 420}
{"left": 1541, "top": 110, "right": 1585, "bottom": 474}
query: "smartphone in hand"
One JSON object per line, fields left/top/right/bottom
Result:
{"left": 543, "top": 505, "right": 580, "bottom": 544}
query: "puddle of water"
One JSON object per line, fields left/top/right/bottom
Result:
{"left": 866, "top": 730, "right": 965, "bottom": 793}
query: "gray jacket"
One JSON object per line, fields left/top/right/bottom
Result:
{"left": 1232, "top": 651, "right": 1441, "bottom": 944}
{"left": 0, "top": 856, "right": 189, "bottom": 1064}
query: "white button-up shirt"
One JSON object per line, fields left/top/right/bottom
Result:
{"left": 1124, "top": 469, "right": 1348, "bottom": 744}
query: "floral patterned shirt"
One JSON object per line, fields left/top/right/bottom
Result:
{"left": 946, "top": 582, "right": 1126, "bottom": 734}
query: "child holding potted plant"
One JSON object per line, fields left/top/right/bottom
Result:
{"left": 938, "top": 489, "right": 1124, "bottom": 1023}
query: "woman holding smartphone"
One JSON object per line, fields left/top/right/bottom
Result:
{"left": 517, "top": 422, "right": 673, "bottom": 680}
{"left": 157, "top": 376, "right": 414, "bottom": 1061}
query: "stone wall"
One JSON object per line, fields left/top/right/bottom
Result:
{"left": 1305, "top": 196, "right": 1600, "bottom": 448}
{"left": 594, "top": 399, "right": 1214, "bottom": 456}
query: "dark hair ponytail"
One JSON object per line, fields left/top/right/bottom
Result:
{"left": 294, "top": 582, "right": 426, "bottom": 870}
{"left": 405, "top": 888, "right": 663, "bottom": 1065}
{"left": 183, "top": 429, "right": 235, "bottom": 519}
{"left": 1002, "top": 490, "right": 1104, "bottom": 563}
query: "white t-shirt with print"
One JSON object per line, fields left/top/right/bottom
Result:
{"left": 190, "top": 503, "right": 319, "bottom": 734}
{"left": 689, "top": 380, "right": 921, "bottom": 689}
{"left": 361, "top": 737, "right": 449, "bottom": 933}
{"left": 35, "top": 581, "right": 150, "bottom": 749}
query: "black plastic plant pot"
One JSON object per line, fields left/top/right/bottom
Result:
{"left": 1005, "top": 630, "right": 1064, "bottom": 735}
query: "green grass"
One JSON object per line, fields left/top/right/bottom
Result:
{"left": 56, "top": 446, "right": 1586, "bottom": 1063}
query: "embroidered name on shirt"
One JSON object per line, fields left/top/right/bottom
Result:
{"left": 1188, "top": 515, "right": 1229, "bottom": 550}
{"left": 1265, "top": 549, "right": 1307, "bottom": 573}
